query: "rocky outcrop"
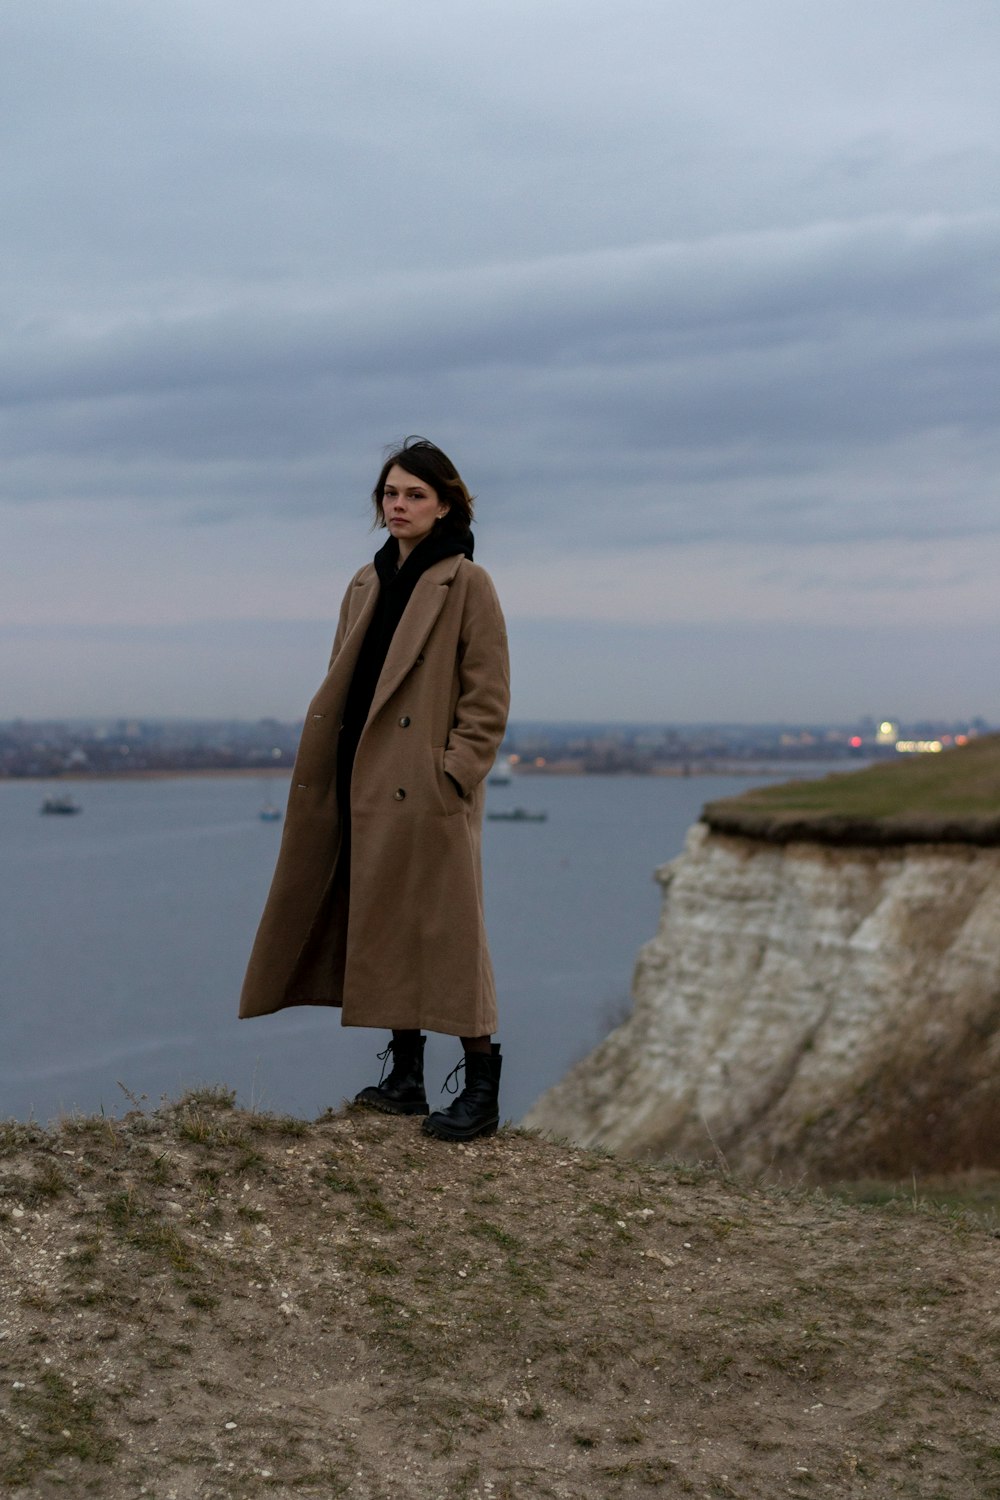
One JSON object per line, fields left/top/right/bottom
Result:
{"left": 524, "top": 822, "right": 1000, "bottom": 1179}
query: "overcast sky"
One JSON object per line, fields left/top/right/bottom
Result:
{"left": 2, "top": 0, "right": 998, "bottom": 723}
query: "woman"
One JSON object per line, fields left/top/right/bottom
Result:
{"left": 240, "top": 438, "right": 510, "bottom": 1141}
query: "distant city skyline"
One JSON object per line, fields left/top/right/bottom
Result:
{"left": 3, "top": 3, "right": 998, "bottom": 722}
{"left": 5, "top": 711, "right": 991, "bottom": 785}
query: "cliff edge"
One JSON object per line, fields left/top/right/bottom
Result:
{"left": 525, "top": 738, "right": 1000, "bottom": 1178}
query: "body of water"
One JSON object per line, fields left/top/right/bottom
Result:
{"left": 1, "top": 768, "right": 837, "bottom": 1126}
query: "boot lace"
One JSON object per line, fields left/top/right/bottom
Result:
{"left": 376, "top": 1042, "right": 394, "bottom": 1086}
{"left": 442, "top": 1058, "right": 465, "bottom": 1095}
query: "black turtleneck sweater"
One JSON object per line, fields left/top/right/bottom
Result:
{"left": 335, "top": 525, "right": 474, "bottom": 814}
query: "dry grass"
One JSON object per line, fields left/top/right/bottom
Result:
{"left": 703, "top": 733, "right": 1000, "bottom": 845}
{"left": 2, "top": 1094, "right": 1000, "bottom": 1497}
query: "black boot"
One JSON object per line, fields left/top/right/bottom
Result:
{"left": 354, "top": 1034, "right": 429, "bottom": 1116}
{"left": 422, "top": 1044, "right": 502, "bottom": 1141}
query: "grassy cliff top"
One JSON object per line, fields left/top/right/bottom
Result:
{"left": 3, "top": 1091, "right": 1000, "bottom": 1496}
{"left": 703, "top": 733, "right": 1000, "bottom": 846}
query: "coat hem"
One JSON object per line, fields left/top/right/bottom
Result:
{"left": 239, "top": 998, "right": 497, "bottom": 1037}
{"left": 340, "top": 1010, "right": 498, "bottom": 1038}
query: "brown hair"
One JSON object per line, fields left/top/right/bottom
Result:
{"left": 371, "top": 436, "right": 475, "bottom": 532}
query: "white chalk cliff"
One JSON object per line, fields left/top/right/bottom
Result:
{"left": 524, "top": 822, "right": 1000, "bottom": 1178}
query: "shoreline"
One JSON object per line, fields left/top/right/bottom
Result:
{"left": 4, "top": 760, "right": 849, "bottom": 786}
{"left": 2, "top": 766, "right": 294, "bottom": 785}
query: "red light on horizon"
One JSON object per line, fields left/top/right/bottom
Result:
{"left": 849, "top": 735, "right": 863, "bottom": 748}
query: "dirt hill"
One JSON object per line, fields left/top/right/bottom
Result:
{"left": 2, "top": 1092, "right": 1000, "bottom": 1499}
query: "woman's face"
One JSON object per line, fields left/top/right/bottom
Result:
{"left": 382, "top": 464, "right": 449, "bottom": 558}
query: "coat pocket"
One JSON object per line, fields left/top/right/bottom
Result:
{"left": 432, "top": 746, "right": 465, "bottom": 817}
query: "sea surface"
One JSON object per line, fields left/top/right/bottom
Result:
{"left": 1, "top": 768, "right": 842, "bottom": 1126}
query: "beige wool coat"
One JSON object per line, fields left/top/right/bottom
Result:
{"left": 239, "top": 552, "right": 510, "bottom": 1036}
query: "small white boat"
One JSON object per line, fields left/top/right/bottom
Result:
{"left": 258, "top": 779, "right": 282, "bottom": 821}
{"left": 488, "top": 755, "right": 513, "bottom": 786}
{"left": 40, "top": 793, "right": 82, "bottom": 816}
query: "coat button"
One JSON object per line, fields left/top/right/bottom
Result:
{"left": 393, "top": 788, "right": 406, "bottom": 800}
{"left": 398, "top": 715, "right": 411, "bottom": 728}
{"left": 415, "top": 654, "right": 424, "bottom": 665}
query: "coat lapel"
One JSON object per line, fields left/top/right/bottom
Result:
{"left": 365, "top": 554, "right": 463, "bottom": 725}
{"left": 310, "top": 573, "right": 379, "bottom": 715}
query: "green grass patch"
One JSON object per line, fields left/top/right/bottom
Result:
{"left": 1, "top": 1371, "right": 119, "bottom": 1487}
{"left": 467, "top": 1218, "right": 524, "bottom": 1251}
{"left": 0, "top": 1121, "right": 44, "bottom": 1156}
{"left": 176, "top": 1085, "right": 237, "bottom": 1111}
{"left": 821, "top": 1173, "right": 1000, "bottom": 1229}
{"left": 703, "top": 734, "right": 1000, "bottom": 844}
{"left": 247, "top": 1112, "right": 309, "bottom": 1136}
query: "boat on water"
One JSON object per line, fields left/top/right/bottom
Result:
{"left": 487, "top": 806, "right": 547, "bottom": 823}
{"left": 488, "top": 755, "right": 513, "bottom": 786}
{"left": 40, "top": 793, "right": 82, "bottom": 816}
{"left": 258, "top": 779, "right": 282, "bottom": 821}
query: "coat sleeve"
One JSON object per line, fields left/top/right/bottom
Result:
{"left": 443, "top": 566, "right": 511, "bottom": 795}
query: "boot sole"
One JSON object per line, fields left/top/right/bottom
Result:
{"left": 354, "top": 1094, "right": 430, "bottom": 1117}
{"left": 421, "top": 1114, "right": 499, "bottom": 1141}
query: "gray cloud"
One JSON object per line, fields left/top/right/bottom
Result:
{"left": 2, "top": 0, "right": 999, "bottom": 716}
{"left": 3, "top": 615, "right": 994, "bottom": 725}
{"left": 4, "top": 212, "right": 998, "bottom": 550}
